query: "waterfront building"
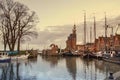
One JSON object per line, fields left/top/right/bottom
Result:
{"left": 66, "top": 24, "right": 77, "bottom": 51}
{"left": 42, "top": 44, "right": 59, "bottom": 56}
{"left": 95, "top": 36, "right": 110, "bottom": 51}
{"left": 65, "top": 24, "right": 95, "bottom": 52}
{"left": 76, "top": 45, "right": 84, "bottom": 51}
{"left": 113, "top": 34, "right": 120, "bottom": 51}
{"left": 50, "top": 44, "right": 59, "bottom": 55}
{"left": 94, "top": 34, "right": 120, "bottom": 51}
{"left": 85, "top": 43, "right": 94, "bottom": 52}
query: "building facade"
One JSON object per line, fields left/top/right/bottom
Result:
{"left": 66, "top": 25, "right": 77, "bottom": 51}
{"left": 94, "top": 34, "right": 120, "bottom": 51}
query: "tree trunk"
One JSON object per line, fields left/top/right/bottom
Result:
{"left": 3, "top": 36, "right": 7, "bottom": 51}
{"left": 4, "top": 43, "right": 7, "bottom": 51}
{"left": 8, "top": 44, "right": 12, "bottom": 51}
{"left": 17, "top": 37, "right": 21, "bottom": 53}
{"left": 11, "top": 43, "right": 15, "bottom": 51}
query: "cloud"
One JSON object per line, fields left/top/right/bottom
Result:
{"left": 1, "top": 15, "right": 120, "bottom": 50}
{"left": 27, "top": 15, "right": 120, "bottom": 50}
{"left": 21, "top": 25, "right": 74, "bottom": 50}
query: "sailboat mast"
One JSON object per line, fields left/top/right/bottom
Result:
{"left": 104, "top": 13, "right": 108, "bottom": 51}
{"left": 84, "top": 11, "right": 86, "bottom": 46}
{"left": 90, "top": 26, "right": 92, "bottom": 43}
{"left": 93, "top": 14, "right": 96, "bottom": 40}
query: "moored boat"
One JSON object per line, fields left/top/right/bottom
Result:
{"left": 82, "top": 52, "right": 94, "bottom": 58}
{"left": 62, "top": 51, "right": 73, "bottom": 56}
{"left": 11, "top": 54, "right": 29, "bottom": 60}
{"left": 62, "top": 50, "right": 81, "bottom": 56}
{"left": 92, "top": 51, "right": 103, "bottom": 59}
{"left": 82, "top": 50, "right": 103, "bottom": 59}
{"left": 0, "top": 52, "right": 11, "bottom": 63}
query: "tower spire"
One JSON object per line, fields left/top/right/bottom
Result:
{"left": 73, "top": 24, "right": 76, "bottom": 34}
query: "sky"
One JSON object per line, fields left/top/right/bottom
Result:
{"left": 16, "top": 0, "right": 120, "bottom": 28}
{"left": 1, "top": 0, "right": 120, "bottom": 50}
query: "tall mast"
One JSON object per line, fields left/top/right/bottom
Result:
{"left": 84, "top": 11, "right": 86, "bottom": 46}
{"left": 90, "top": 26, "right": 92, "bottom": 43}
{"left": 104, "top": 12, "right": 108, "bottom": 51}
{"left": 105, "top": 13, "right": 107, "bottom": 37}
{"left": 93, "top": 14, "right": 96, "bottom": 40}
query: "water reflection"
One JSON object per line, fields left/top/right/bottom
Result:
{"left": 41, "top": 56, "right": 61, "bottom": 67}
{"left": 81, "top": 58, "right": 120, "bottom": 80}
{"left": 0, "top": 62, "right": 21, "bottom": 80}
{"left": 16, "top": 62, "right": 20, "bottom": 80}
{"left": 82, "top": 59, "right": 95, "bottom": 80}
{"left": 0, "top": 63, "right": 9, "bottom": 80}
{"left": 0, "top": 60, "right": 33, "bottom": 80}
{"left": 0, "top": 56, "right": 120, "bottom": 80}
{"left": 65, "top": 57, "right": 77, "bottom": 80}
{"left": 94, "top": 59, "right": 120, "bottom": 76}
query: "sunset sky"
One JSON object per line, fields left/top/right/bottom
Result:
{"left": 6, "top": 0, "right": 120, "bottom": 50}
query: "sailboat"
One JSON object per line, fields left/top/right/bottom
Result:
{"left": 102, "top": 13, "right": 114, "bottom": 59}
{"left": 82, "top": 13, "right": 103, "bottom": 59}
{"left": 82, "top": 11, "right": 93, "bottom": 58}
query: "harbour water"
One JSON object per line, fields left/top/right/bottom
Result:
{"left": 0, "top": 55, "right": 120, "bottom": 80}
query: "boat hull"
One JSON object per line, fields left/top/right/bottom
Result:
{"left": 83, "top": 53, "right": 103, "bottom": 59}
{"left": 0, "top": 58, "right": 11, "bottom": 63}
{"left": 11, "top": 54, "right": 29, "bottom": 60}
{"left": 62, "top": 52, "right": 81, "bottom": 56}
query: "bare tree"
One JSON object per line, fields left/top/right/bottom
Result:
{"left": 0, "top": 15, "right": 9, "bottom": 51}
{"left": 0, "top": 0, "right": 38, "bottom": 51}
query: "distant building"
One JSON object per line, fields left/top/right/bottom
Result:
{"left": 50, "top": 44, "right": 58, "bottom": 54}
{"left": 76, "top": 45, "right": 84, "bottom": 51}
{"left": 113, "top": 34, "right": 120, "bottom": 51}
{"left": 65, "top": 24, "right": 120, "bottom": 52}
{"left": 42, "top": 44, "right": 59, "bottom": 56}
{"left": 86, "top": 43, "right": 94, "bottom": 52}
{"left": 94, "top": 34, "right": 120, "bottom": 51}
{"left": 95, "top": 36, "right": 110, "bottom": 51}
{"left": 66, "top": 25, "right": 77, "bottom": 51}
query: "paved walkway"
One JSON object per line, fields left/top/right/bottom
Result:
{"left": 114, "top": 71, "right": 120, "bottom": 80}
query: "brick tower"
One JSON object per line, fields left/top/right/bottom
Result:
{"left": 66, "top": 24, "right": 77, "bottom": 51}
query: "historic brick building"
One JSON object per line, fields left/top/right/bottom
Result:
{"left": 66, "top": 25, "right": 77, "bottom": 51}
{"left": 94, "top": 34, "right": 120, "bottom": 51}
{"left": 95, "top": 36, "right": 110, "bottom": 51}
{"left": 76, "top": 45, "right": 84, "bottom": 51}
{"left": 42, "top": 44, "right": 59, "bottom": 56}
{"left": 113, "top": 34, "right": 120, "bottom": 51}
{"left": 65, "top": 25, "right": 120, "bottom": 52}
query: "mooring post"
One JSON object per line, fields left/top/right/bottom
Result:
{"left": 109, "top": 73, "right": 114, "bottom": 80}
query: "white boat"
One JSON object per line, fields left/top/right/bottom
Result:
{"left": 11, "top": 54, "right": 29, "bottom": 60}
{"left": 95, "top": 51, "right": 103, "bottom": 57}
{"left": 0, "top": 52, "right": 11, "bottom": 63}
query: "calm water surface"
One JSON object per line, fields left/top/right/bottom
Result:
{"left": 0, "top": 55, "right": 120, "bottom": 80}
